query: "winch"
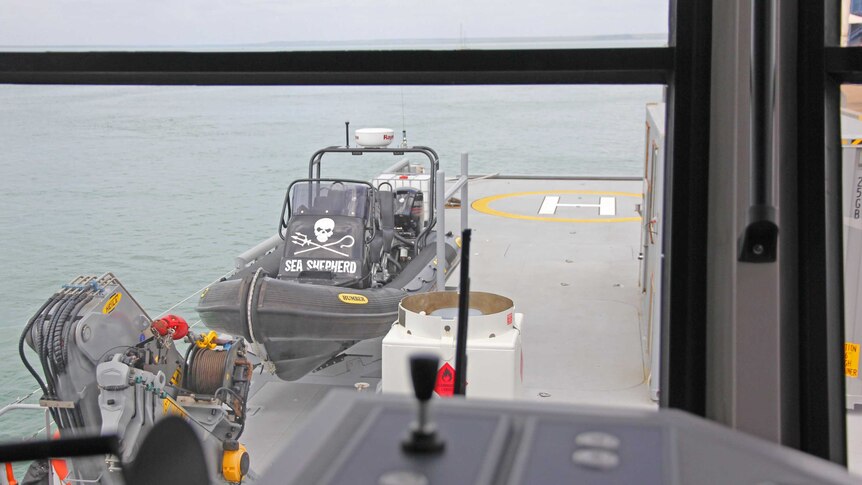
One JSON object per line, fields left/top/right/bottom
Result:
{"left": 21, "top": 273, "right": 253, "bottom": 484}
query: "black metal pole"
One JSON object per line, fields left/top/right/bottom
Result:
{"left": 751, "top": 0, "right": 773, "bottom": 208}
{"left": 453, "top": 228, "right": 471, "bottom": 396}
{"left": 738, "top": 0, "right": 779, "bottom": 262}
{"left": 345, "top": 121, "right": 350, "bottom": 148}
{"left": 0, "top": 435, "right": 120, "bottom": 462}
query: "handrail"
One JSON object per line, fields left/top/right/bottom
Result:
{"left": 0, "top": 395, "right": 57, "bottom": 485}
{"left": 307, "top": 146, "right": 440, "bottom": 223}
{"left": 435, "top": 153, "right": 470, "bottom": 290}
{"left": 0, "top": 403, "right": 42, "bottom": 418}
{"left": 235, "top": 233, "right": 282, "bottom": 269}
{"left": 381, "top": 157, "right": 412, "bottom": 174}
{"left": 279, "top": 178, "right": 375, "bottom": 240}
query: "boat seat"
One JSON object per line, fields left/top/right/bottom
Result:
{"left": 312, "top": 189, "right": 348, "bottom": 216}
{"left": 311, "top": 195, "right": 334, "bottom": 214}
{"left": 378, "top": 190, "right": 396, "bottom": 254}
{"left": 366, "top": 191, "right": 395, "bottom": 269}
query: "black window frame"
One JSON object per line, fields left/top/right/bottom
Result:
{"left": 0, "top": 0, "right": 712, "bottom": 416}
{"left": 0, "top": 0, "right": 720, "bottom": 460}
{"left": 7, "top": 0, "right": 861, "bottom": 466}
{"left": 798, "top": 0, "right": 852, "bottom": 465}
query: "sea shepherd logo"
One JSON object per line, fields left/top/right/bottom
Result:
{"left": 338, "top": 293, "right": 368, "bottom": 305}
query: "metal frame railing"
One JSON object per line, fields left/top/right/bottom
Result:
{"left": 0, "top": 397, "right": 57, "bottom": 485}
{"left": 436, "top": 153, "right": 470, "bottom": 291}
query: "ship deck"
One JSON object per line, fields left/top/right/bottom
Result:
{"left": 239, "top": 176, "right": 654, "bottom": 480}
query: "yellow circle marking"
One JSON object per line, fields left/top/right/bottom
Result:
{"left": 471, "top": 190, "right": 643, "bottom": 223}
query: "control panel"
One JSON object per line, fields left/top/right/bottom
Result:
{"left": 259, "top": 355, "right": 857, "bottom": 484}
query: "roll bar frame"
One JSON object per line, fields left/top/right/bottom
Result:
{"left": 307, "top": 146, "right": 441, "bottom": 224}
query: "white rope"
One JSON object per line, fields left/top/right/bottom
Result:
{"left": 153, "top": 270, "right": 234, "bottom": 319}
{"left": 0, "top": 273, "right": 233, "bottom": 333}
{"left": 9, "top": 388, "right": 39, "bottom": 406}
{"left": 30, "top": 423, "right": 50, "bottom": 440}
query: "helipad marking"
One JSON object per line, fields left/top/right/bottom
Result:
{"left": 472, "top": 190, "right": 642, "bottom": 223}
{"left": 539, "top": 195, "right": 616, "bottom": 216}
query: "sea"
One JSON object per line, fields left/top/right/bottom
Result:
{"left": 0, "top": 81, "right": 662, "bottom": 441}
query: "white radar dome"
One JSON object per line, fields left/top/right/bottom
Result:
{"left": 355, "top": 128, "right": 395, "bottom": 147}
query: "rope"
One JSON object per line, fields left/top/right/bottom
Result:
{"left": 187, "top": 348, "right": 230, "bottom": 395}
{"left": 153, "top": 270, "right": 235, "bottom": 319}
{"left": 0, "top": 271, "right": 232, "bottom": 333}
{"left": 9, "top": 388, "right": 39, "bottom": 406}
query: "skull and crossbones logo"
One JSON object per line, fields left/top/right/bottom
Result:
{"left": 292, "top": 217, "right": 355, "bottom": 257}
{"left": 314, "top": 218, "right": 335, "bottom": 243}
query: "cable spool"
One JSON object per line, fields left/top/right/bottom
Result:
{"left": 187, "top": 347, "right": 232, "bottom": 395}
{"left": 183, "top": 338, "right": 252, "bottom": 441}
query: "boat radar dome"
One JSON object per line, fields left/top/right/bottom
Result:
{"left": 355, "top": 128, "right": 395, "bottom": 147}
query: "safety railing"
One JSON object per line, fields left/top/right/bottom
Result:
{"left": 436, "top": 153, "right": 470, "bottom": 291}
{"left": 0, "top": 393, "right": 57, "bottom": 485}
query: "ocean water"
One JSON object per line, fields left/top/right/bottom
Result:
{"left": 0, "top": 83, "right": 661, "bottom": 440}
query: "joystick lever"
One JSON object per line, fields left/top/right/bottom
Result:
{"left": 401, "top": 354, "right": 445, "bottom": 454}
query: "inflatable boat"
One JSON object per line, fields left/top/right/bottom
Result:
{"left": 197, "top": 130, "right": 461, "bottom": 380}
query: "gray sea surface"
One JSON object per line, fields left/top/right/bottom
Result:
{"left": 0, "top": 83, "right": 661, "bottom": 441}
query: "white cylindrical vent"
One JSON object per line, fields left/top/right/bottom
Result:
{"left": 382, "top": 291, "right": 523, "bottom": 400}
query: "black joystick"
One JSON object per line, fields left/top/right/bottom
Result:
{"left": 401, "top": 354, "right": 446, "bottom": 454}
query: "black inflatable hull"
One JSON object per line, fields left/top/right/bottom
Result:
{"left": 197, "top": 240, "right": 458, "bottom": 380}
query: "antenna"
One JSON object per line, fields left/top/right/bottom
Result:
{"left": 345, "top": 121, "right": 350, "bottom": 148}
{"left": 453, "top": 228, "right": 471, "bottom": 396}
{"left": 401, "top": 89, "right": 408, "bottom": 147}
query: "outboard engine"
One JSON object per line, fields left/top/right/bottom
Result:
{"left": 394, "top": 187, "right": 424, "bottom": 239}
{"left": 22, "top": 273, "right": 252, "bottom": 484}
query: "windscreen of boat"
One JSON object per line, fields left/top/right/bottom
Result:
{"left": 290, "top": 181, "right": 371, "bottom": 220}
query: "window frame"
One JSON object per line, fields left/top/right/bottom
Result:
{"left": 797, "top": 0, "right": 849, "bottom": 464}
{"left": 0, "top": 0, "right": 719, "bottom": 457}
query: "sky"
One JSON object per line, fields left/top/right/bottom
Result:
{"left": 0, "top": 0, "right": 668, "bottom": 47}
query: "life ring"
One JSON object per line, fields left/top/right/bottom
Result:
{"left": 4, "top": 462, "right": 17, "bottom": 485}
{"left": 50, "top": 431, "right": 69, "bottom": 482}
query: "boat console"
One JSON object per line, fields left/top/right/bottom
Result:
{"left": 259, "top": 355, "right": 858, "bottom": 485}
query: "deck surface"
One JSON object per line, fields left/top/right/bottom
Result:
{"left": 448, "top": 177, "right": 653, "bottom": 408}
{"left": 240, "top": 176, "right": 656, "bottom": 478}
